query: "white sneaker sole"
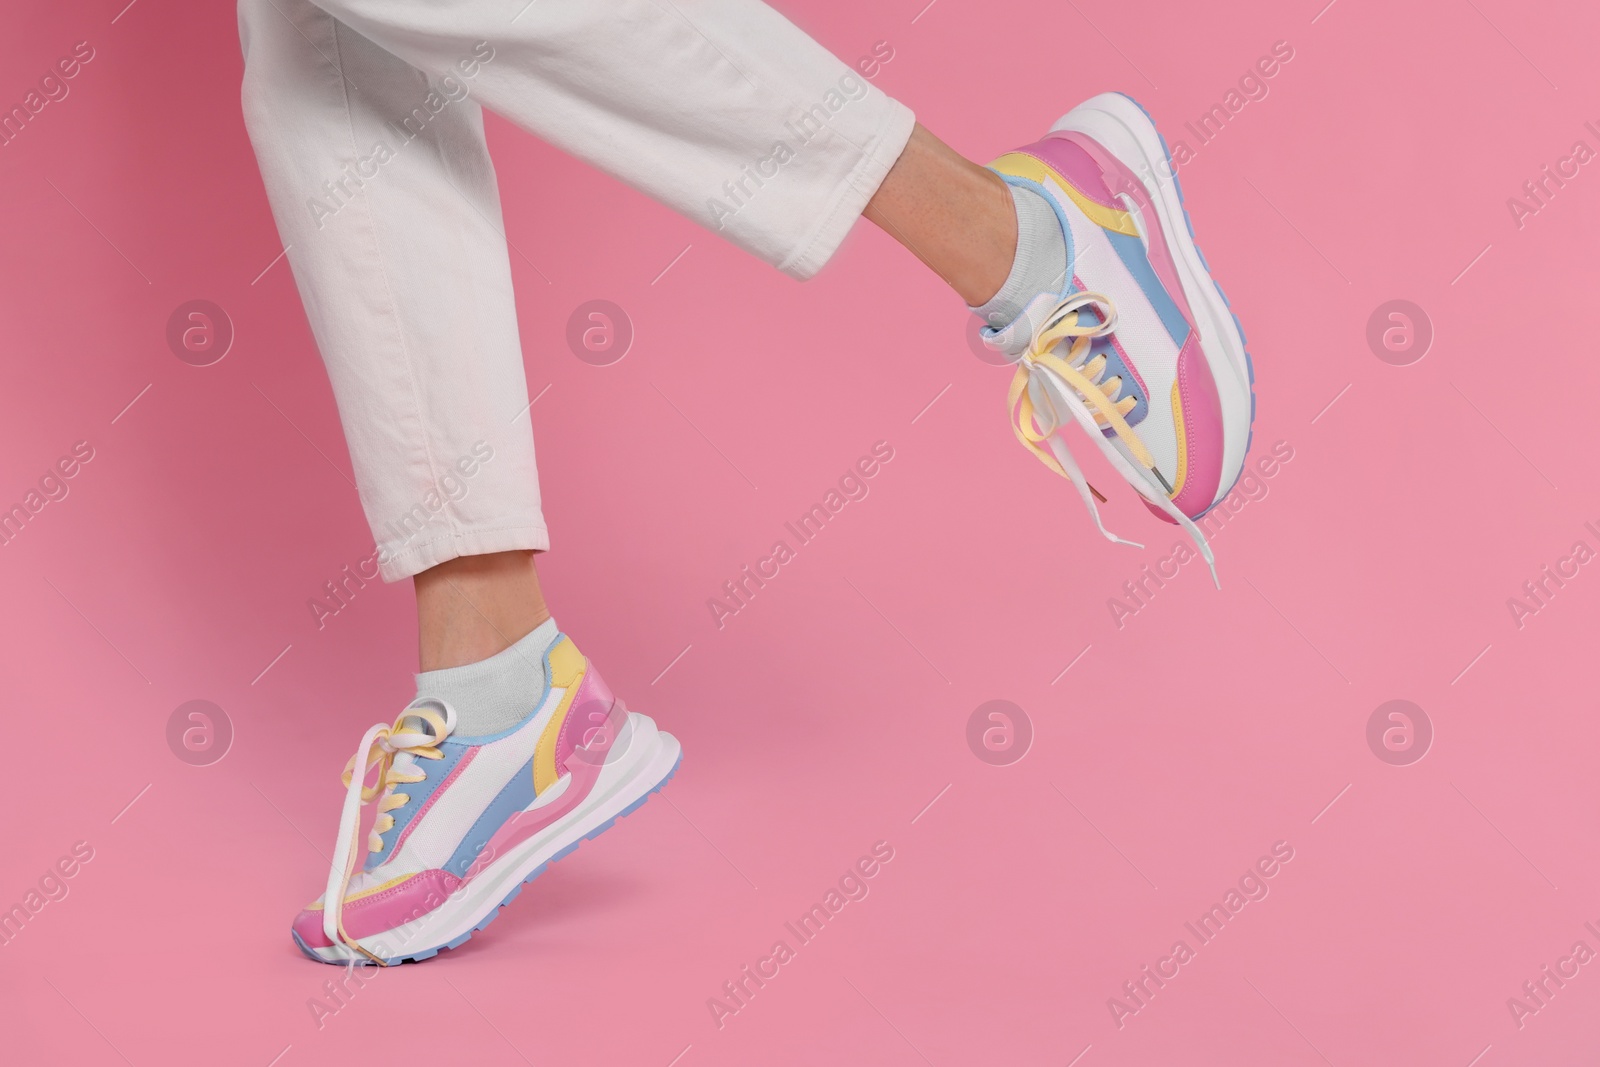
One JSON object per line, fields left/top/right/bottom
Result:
{"left": 295, "top": 712, "right": 681, "bottom": 965}
{"left": 1051, "top": 92, "right": 1256, "bottom": 511}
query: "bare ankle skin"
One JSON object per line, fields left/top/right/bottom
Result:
{"left": 864, "top": 123, "right": 1017, "bottom": 307}
{"left": 414, "top": 550, "right": 551, "bottom": 672}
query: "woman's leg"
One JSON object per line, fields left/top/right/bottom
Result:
{"left": 238, "top": 0, "right": 932, "bottom": 964}
{"left": 864, "top": 124, "right": 1019, "bottom": 308}
{"left": 239, "top": 0, "right": 548, "bottom": 594}
{"left": 414, "top": 550, "right": 548, "bottom": 671}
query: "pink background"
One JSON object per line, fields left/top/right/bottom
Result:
{"left": 4, "top": 0, "right": 1599, "bottom": 1063}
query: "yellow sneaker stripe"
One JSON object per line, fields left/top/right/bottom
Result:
{"left": 1169, "top": 380, "right": 1188, "bottom": 497}
{"left": 989, "top": 152, "right": 1140, "bottom": 237}
{"left": 533, "top": 637, "right": 587, "bottom": 793}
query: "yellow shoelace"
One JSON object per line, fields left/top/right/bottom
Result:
{"left": 1001, "top": 291, "right": 1218, "bottom": 585}
{"left": 1006, "top": 291, "right": 1168, "bottom": 494}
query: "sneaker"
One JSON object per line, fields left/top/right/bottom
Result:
{"left": 290, "top": 634, "right": 682, "bottom": 965}
{"left": 980, "top": 92, "right": 1256, "bottom": 582}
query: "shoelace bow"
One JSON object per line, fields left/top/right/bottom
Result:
{"left": 1006, "top": 291, "right": 1217, "bottom": 585}
{"left": 321, "top": 706, "right": 452, "bottom": 965}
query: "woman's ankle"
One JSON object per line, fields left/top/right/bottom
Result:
{"left": 414, "top": 550, "right": 551, "bottom": 671}
{"left": 864, "top": 123, "right": 1017, "bottom": 306}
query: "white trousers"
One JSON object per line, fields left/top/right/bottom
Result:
{"left": 238, "top": 0, "right": 914, "bottom": 581}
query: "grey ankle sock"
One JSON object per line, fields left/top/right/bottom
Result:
{"left": 970, "top": 184, "right": 1069, "bottom": 329}
{"left": 414, "top": 617, "right": 560, "bottom": 736}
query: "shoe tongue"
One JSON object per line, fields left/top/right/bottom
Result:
{"left": 397, "top": 697, "right": 456, "bottom": 740}
{"left": 985, "top": 291, "right": 1069, "bottom": 358}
